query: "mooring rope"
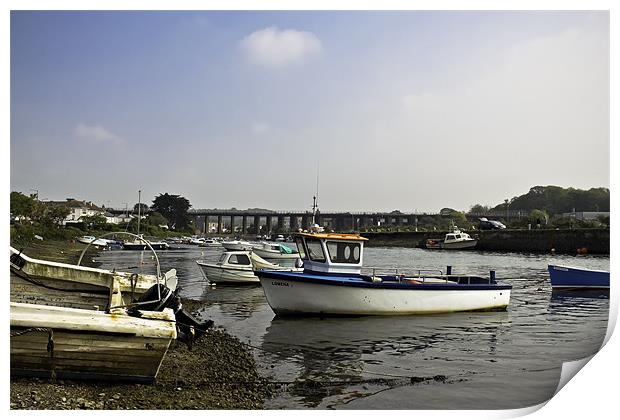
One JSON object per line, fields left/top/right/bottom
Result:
{"left": 11, "top": 327, "right": 55, "bottom": 357}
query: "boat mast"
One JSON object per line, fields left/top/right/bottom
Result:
{"left": 312, "top": 195, "right": 317, "bottom": 225}
{"left": 137, "top": 190, "right": 141, "bottom": 235}
{"left": 312, "top": 162, "right": 319, "bottom": 225}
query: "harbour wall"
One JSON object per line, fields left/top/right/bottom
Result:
{"left": 361, "top": 229, "right": 610, "bottom": 254}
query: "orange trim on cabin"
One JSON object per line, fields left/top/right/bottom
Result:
{"left": 294, "top": 232, "right": 369, "bottom": 241}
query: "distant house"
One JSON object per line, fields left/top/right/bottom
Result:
{"left": 42, "top": 199, "right": 105, "bottom": 225}
{"left": 44, "top": 199, "right": 130, "bottom": 225}
{"left": 103, "top": 211, "right": 131, "bottom": 225}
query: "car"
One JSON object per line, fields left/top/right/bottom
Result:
{"left": 479, "top": 217, "right": 506, "bottom": 230}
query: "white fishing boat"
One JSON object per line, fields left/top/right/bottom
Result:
{"left": 256, "top": 229, "right": 511, "bottom": 316}
{"left": 252, "top": 242, "right": 300, "bottom": 260}
{"left": 197, "top": 251, "right": 301, "bottom": 284}
{"left": 221, "top": 240, "right": 254, "bottom": 251}
{"left": 426, "top": 226, "right": 478, "bottom": 250}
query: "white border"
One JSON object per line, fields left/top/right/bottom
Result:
{"left": 4, "top": 1, "right": 616, "bottom": 419}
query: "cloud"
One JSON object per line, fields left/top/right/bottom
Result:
{"left": 251, "top": 122, "right": 269, "bottom": 134}
{"left": 74, "top": 124, "right": 123, "bottom": 144}
{"left": 240, "top": 26, "right": 322, "bottom": 68}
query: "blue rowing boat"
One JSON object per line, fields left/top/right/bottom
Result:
{"left": 547, "top": 265, "right": 610, "bottom": 289}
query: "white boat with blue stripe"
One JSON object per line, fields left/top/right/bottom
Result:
{"left": 256, "top": 229, "right": 512, "bottom": 316}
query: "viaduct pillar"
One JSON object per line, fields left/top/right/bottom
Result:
{"left": 290, "top": 216, "right": 299, "bottom": 231}
{"left": 254, "top": 216, "right": 261, "bottom": 234}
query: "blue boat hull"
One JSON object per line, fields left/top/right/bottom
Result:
{"left": 548, "top": 265, "right": 610, "bottom": 289}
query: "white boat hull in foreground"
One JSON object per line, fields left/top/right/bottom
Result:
{"left": 10, "top": 302, "right": 176, "bottom": 383}
{"left": 258, "top": 273, "right": 511, "bottom": 316}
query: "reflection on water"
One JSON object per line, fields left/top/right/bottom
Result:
{"left": 204, "top": 285, "right": 266, "bottom": 318}
{"left": 551, "top": 289, "right": 610, "bottom": 300}
{"left": 96, "top": 245, "right": 609, "bottom": 409}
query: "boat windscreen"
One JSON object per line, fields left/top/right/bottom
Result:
{"left": 295, "top": 238, "right": 308, "bottom": 260}
{"left": 306, "top": 238, "right": 326, "bottom": 262}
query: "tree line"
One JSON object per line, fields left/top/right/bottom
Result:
{"left": 470, "top": 185, "right": 609, "bottom": 215}
{"left": 10, "top": 191, "right": 194, "bottom": 240}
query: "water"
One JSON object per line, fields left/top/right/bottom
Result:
{"left": 95, "top": 245, "right": 610, "bottom": 410}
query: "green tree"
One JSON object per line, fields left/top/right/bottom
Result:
{"left": 493, "top": 186, "right": 610, "bottom": 214}
{"left": 133, "top": 202, "right": 150, "bottom": 214}
{"left": 468, "top": 204, "right": 490, "bottom": 214}
{"left": 10, "top": 191, "right": 36, "bottom": 220}
{"left": 49, "top": 204, "right": 71, "bottom": 225}
{"left": 80, "top": 213, "right": 108, "bottom": 229}
{"left": 30, "top": 202, "right": 71, "bottom": 227}
{"left": 529, "top": 209, "right": 549, "bottom": 227}
{"left": 146, "top": 211, "right": 169, "bottom": 228}
{"left": 151, "top": 193, "right": 192, "bottom": 230}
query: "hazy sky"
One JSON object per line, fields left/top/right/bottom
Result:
{"left": 10, "top": 11, "right": 609, "bottom": 212}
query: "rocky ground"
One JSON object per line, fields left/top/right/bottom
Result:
{"left": 10, "top": 325, "right": 274, "bottom": 410}
{"left": 10, "top": 240, "right": 275, "bottom": 410}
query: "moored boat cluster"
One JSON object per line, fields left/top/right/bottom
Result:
{"left": 10, "top": 224, "right": 609, "bottom": 387}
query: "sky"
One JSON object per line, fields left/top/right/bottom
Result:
{"left": 10, "top": 10, "right": 610, "bottom": 213}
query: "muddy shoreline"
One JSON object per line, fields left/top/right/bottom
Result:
{"left": 9, "top": 240, "right": 274, "bottom": 409}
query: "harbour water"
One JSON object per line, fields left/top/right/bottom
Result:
{"left": 95, "top": 245, "right": 610, "bottom": 410}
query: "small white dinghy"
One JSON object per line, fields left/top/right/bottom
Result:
{"left": 76, "top": 235, "right": 115, "bottom": 248}
{"left": 426, "top": 226, "right": 478, "bottom": 250}
{"left": 197, "top": 251, "right": 301, "bottom": 285}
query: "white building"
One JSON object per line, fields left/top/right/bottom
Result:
{"left": 45, "top": 199, "right": 130, "bottom": 225}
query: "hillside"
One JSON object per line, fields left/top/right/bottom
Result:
{"left": 492, "top": 186, "right": 609, "bottom": 214}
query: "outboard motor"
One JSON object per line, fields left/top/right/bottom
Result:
{"left": 129, "top": 284, "right": 214, "bottom": 349}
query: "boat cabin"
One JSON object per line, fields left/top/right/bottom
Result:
{"left": 445, "top": 231, "right": 472, "bottom": 242}
{"left": 293, "top": 232, "right": 368, "bottom": 275}
{"left": 217, "top": 251, "right": 253, "bottom": 267}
